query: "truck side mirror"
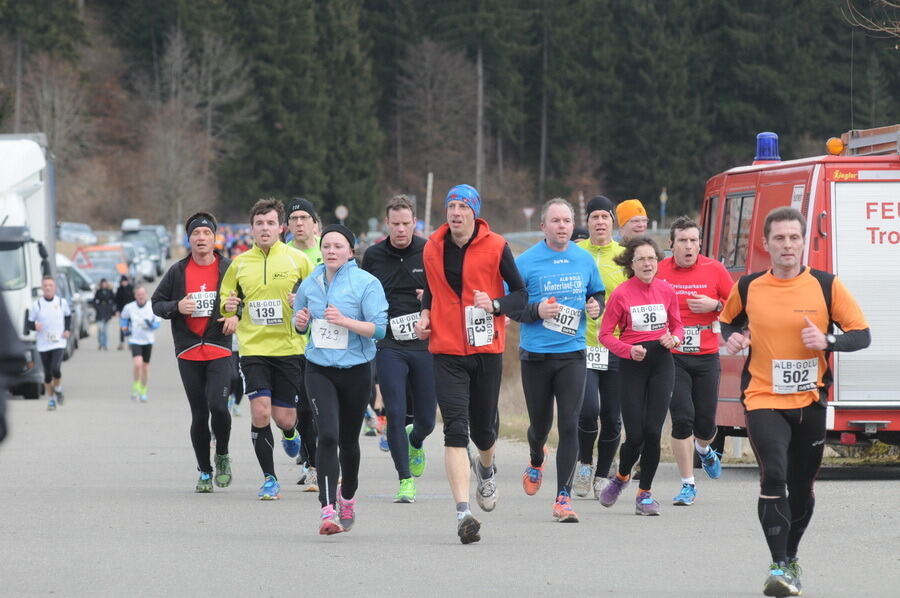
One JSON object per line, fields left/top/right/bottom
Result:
{"left": 37, "top": 242, "right": 48, "bottom": 260}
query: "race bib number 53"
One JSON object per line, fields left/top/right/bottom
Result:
{"left": 465, "top": 306, "right": 494, "bottom": 347}
{"left": 772, "top": 358, "right": 818, "bottom": 394}
{"left": 630, "top": 304, "right": 666, "bottom": 332}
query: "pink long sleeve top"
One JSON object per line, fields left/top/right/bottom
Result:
{"left": 599, "top": 276, "right": 684, "bottom": 359}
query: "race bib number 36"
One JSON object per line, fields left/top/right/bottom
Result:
{"left": 311, "top": 319, "right": 349, "bottom": 349}
{"left": 586, "top": 346, "right": 609, "bottom": 371}
{"left": 191, "top": 291, "right": 216, "bottom": 318}
{"left": 772, "top": 358, "right": 818, "bottom": 394}
{"left": 465, "top": 306, "right": 494, "bottom": 347}
{"left": 542, "top": 304, "right": 581, "bottom": 336}
{"left": 248, "top": 299, "right": 283, "bottom": 326}
{"left": 630, "top": 304, "right": 666, "bottom": 332}
{"left": 390, "top": 313, "right": 420, "bottom": 341}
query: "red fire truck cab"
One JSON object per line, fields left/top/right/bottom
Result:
{"left": 699, "top": 125, "right": 900, "bottom": 448}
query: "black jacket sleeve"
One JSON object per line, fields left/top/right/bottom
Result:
{"left": 151, "top": 266, "right": 181, "bottom": 319}
{"left": 494, "top": 245, "right": 527, "bottom": 316}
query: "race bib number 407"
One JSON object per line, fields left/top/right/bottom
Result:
{"left": 248, "top": 299, "right": 283, "bottom": 326}
{"left": 542, "top": 304, "right": 581, "bottom": 336}
{"left": 772, "top": 358, "right": 818, "bottom": 394}
{"left": 465, "top": 306, "right": 494, "bottom": 347}
{"left": 630, "top": 304, "right": 666, "bottom": 332}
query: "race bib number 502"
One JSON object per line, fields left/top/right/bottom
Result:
{"left": 772, "top": 358, "right": 818, "bottom": 394}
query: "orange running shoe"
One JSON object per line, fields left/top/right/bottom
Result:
{"left": 552, "top": 490, "right": 579, "bottom": 522}
{"left": 522, "top": 464, "right": 543, "bottom": 495}
{"left": 377, "top": 415, "right": 387, "bottom": 434}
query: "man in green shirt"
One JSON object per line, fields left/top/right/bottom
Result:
{"left": 288, "top": 197, "right": 322, "bottom": 266}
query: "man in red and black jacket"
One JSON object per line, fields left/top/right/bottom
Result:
{"left": 152, "top": 212, "right": 238, "bottom": 494}
{"left": 415, "top": 184, "right": 526, "bottom": 545}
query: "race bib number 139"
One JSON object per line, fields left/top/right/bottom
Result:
{"left": 248, "top": 299, "right": 283, "bottom": 326}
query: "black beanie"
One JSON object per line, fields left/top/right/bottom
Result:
{"left": 585, "top": 195, "right": 615, "bottom": 221}
{"left": 287, "top": 197, "right": 318, "bottom": 223}
{"left": 186, "top": 215, "right": 216, "bottom": 235}
{"left": 320, "top": 224, "right": 355, "bottom": 249}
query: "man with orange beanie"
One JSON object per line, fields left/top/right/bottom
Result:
{"left": 616, "top": 199, "right": 649, "bottom": 243}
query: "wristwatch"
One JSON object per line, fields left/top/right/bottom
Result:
{"left": 826, "top": 334, "right": 837, "bottom": 350}
{"left": 492, "top": 299, "right": 501, "bottom": 315}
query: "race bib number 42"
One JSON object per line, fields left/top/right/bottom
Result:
{"left": 248, "top": 299, "right": 283, "bottom": 326}
{"left": 390, "top": 313, "right": 420, "bottom": 341}
{"left": 311, "top": 319, "right": 349, "bottom": 349}
{"left": 630, "top": 304, "right": 666, "bottom": 332}
{"left": 191, "top": 291, "right": 216, "bottom": 318}
{"left": 542, "top": 304, "right": 581, "bottom": 336}
{"left": 465, "top": 306, "right": 494, "bottom": 347}
{"left": 772, "top": 358, "right": 818, "bottom": 394}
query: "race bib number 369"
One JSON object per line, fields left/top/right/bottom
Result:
{"left": 465, "top": 306, "right": 494, "bottom": 347}
{"left": 772, "top": 358, "right": 818, "bottom": 394}
{"left": 630, "top": 304, "right": 666, "bottom": 332}
{"left": 248, "top": 299, "right": 283, "bottom": 326}
{"left": 191, "top": 291, "right": 216, "bottom": 318}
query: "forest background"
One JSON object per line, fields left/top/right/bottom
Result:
{"left": 1, "top": 0, "right": 898, "bottom": 234}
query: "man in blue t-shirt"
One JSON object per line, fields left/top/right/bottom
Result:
{"left": 510, "top": 198, "right": 604, "bottom": 523}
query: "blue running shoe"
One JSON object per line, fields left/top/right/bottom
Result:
{"left": 47, "top": 397, "right": 57, "bottom": 411}
{"left": 700, "top": 448, "right": 722, "bottom": 479}
{"left": 763, "top": 562, "right": 800, "bottom": 596}
{"left": 379, "top": 434, "right": 389, "bottom": 452}
{"left": 258, "top": 475, "right": 281, "bottom": 500}
{"left": 282, "top": 432, "right": 301, "bottom": 458}
{"left": 673, "top": 483, "right": 696, "bottom": 506}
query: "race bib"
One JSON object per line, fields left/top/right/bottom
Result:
{"left": 248, "top": 300, "right": 283, "bottom": 326}
{"left": 630, "top": 304, "right": 666, "bottom": 332}
{"left": 542, "top": 304, "right": 581, "bottom": 336}
{"left": 465, "top": 306, "right": 494, "bottom": 347}
{"left": 772, "top": 358, "right": 818, "bottom": 394}
{"left": 680, "top": 326, "right": 701, "bottom": 353}
{"left": 390, "top": 313, "right": 420, "bottom": 341}
{"left": 46, "top": 332, "right": 60, "bottom": 343}
{"left": 311, "top": 319, "right": 349, "bottom": 349}
{"left": 586, "top": 346, "right": 609, "bottom": 371}
{"left": 191, "top": 291, "right": 216, "bottom": 318}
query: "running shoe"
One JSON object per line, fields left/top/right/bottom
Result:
{"left": 131, "top": 381, "right": 140, "bottom": 401}
{"left": 47, "top": 397, "right": 57, "bottom": 411}
{"left": 303, "top": 467, "right": 319, "bottom": 492}
{"left": 139, "top": 393, "right": 148, "bottom": 403}
{"left": 763, "top": 562, "right": 800, "bottom": 596}
{"left": 473, "top": 460, "right": 498, "bottom": 512}
{"left": 599, "top": 475, "right": 628, "bottom": 507}
{"left": 635, "top": 491, "right": 661, "bottom": 516}
{"left": 319, "top": 505, "right": 343, "bottom": 535}
{"left": 281, "top": 432, "right": 301, "bottom": 458}
{"left": 593, "top": 476, "right": 610, "bottom": 501}
{"left": 337, "top": 490, "right": 356, "bottom": 531}
{"left": 457, "top": 512, "right": 481, "bottom": 545}
{"left": 214, "top": 454, "right": 232, "bottom": 488}
{"left": 364, "top": 406, "right": 378, "bottom": 436}
{"left": 195, "top": 472, "right": 213, "bottom": 493}
{"left": 700, "top": 447, "right": 723, "bottom": 479}
{"left": 407, "top": 424, "right": 426, "bottom": 477}
{"left": 377, "top": 414, "right": 387, "bottom": 434}
{"left": 257, "top": 475, "right": 281, "bottom": 500}
{"left": 672, "top": 483, "right": 696, "bottom": 506}
{"left": 522, "top": 464, "right": 543, "bottom": 496}
{"left": 394, "top": 477, "right": 416, "bottom": 503}
{"left": 573, "top": 462, "right": 593, "bottom": 497}
{"left": 297, "top": 463, "right": 307, "bottom": 484}
{"left": 231, "top": 401, "right": 241, "bottom": 417}
{"left": 54, "top": 388, "right": 64, "bottom": 406}
{"left": 785, "top": 560, "right": 802, "bottom": 595}
{"left": 227, "top": 396, "right": 235, "bottom": 412}
{"left": 552, "top": 490, "right": 579, "bottom": 523}
{"left": 378, "top": 434, "right": 389, "bottom": 452}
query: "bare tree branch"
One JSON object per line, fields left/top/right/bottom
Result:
{"left": 843, "top": 0, "right": 900, "bottom": 39}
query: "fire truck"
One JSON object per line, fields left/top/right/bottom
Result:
{"left": 699, "top": 125, "right": 900, "bottom": 449}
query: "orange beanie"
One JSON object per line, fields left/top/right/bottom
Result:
{"left": 616, "top": 199, "right": 647, "bottom": 227}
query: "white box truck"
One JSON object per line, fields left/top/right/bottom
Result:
{"left": 0, "top": 134, "right": 57, "bottom": 399}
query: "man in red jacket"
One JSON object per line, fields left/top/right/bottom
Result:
{"left": 416, "top": 184, "right": 526, "bottom": 544}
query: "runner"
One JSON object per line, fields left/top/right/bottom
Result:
{"left": 616, "top": 199, "right": 648, "bottom": 243}
{"left": 572, "top": 196, "right": 627, "bottom": 499}
{"left": 293, "top": 224, "right": 388, "bottom": 534}
{"left": 92, "top": 278, "right": 116, "bottom": 350}
{"left": 219, "top": 198, "right": 314, "bottom": 500}
{"left": 414, "top": 184, "right": 527, "bottom": 544}
{"left": 114, "top": 275, "right": 134, "bottom": 350}
{"left": 597, "top": 237, "right": 683, "bottom": 515}
{"left": 657, "top": 216, "right": 734, "bottom": 506}
{"left": 28, "top": 276, "right": 71, "bottom": 411}
{"left": 512, "top": 198, "right": 604, "bottom": 523}
{"left": 362, "top": 195, "right": 435, "bottom": 504}
{"left": 287, "top": 197, "right": 322, "bottom": 492}
{"left": 719, "top": 207, "right": 870, "bottom": 596}
{"left": 120, "top": 285, "right": 161, "bottom": 402}
{"left": 152, "top": 212, "right": 238, "bottom": 493}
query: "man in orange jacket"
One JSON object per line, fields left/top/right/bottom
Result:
{"left": 416, "top": 184, "right": 527, "bottom": 545}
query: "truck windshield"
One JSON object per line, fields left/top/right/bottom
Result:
{"left": 0, "top": 246, "right": 27, "bottom": 290}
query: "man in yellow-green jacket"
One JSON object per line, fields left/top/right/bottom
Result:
{"left": 572, "top": 195, "right": 628, "bottom": 500}
{"left": 220, "top": 198, "right": 314, "bottom": 500}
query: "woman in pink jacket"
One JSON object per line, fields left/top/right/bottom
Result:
{"left": 597, "top": 237, "right": 683, "bottom": 515}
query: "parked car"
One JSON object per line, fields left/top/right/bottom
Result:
{"left": 72, "top": 244, "right": 133, "bottom": 280}
{"left": 56, "top": 253, "right": 95, "bottom": 333}
{"left": 58, "top": 221, "right": 97, "bottom": 245}
{"left": 54, "top": 270, "right": 82, "bottom": 361}
{"left": 82, "top": 266, "right": 120, "bottom": 289}
{"left": 121, "top": 220, "right": 165, "bottom": 276}
{"left": 149, "top": 224, "right": 171, "bottom": 259}
{"left": 130, "top": 242, "right": 156, "bottom": 282}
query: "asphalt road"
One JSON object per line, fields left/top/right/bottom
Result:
{"left": 1, "top": 323, "right": 898, "bottom": 598}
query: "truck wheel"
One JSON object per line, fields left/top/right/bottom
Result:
{"left": 22, "top": 383, "right": 41, "bottom": 400}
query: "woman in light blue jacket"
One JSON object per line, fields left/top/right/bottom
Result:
{"left": 294, "top": 224, "right": 388, "bottom": 535}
